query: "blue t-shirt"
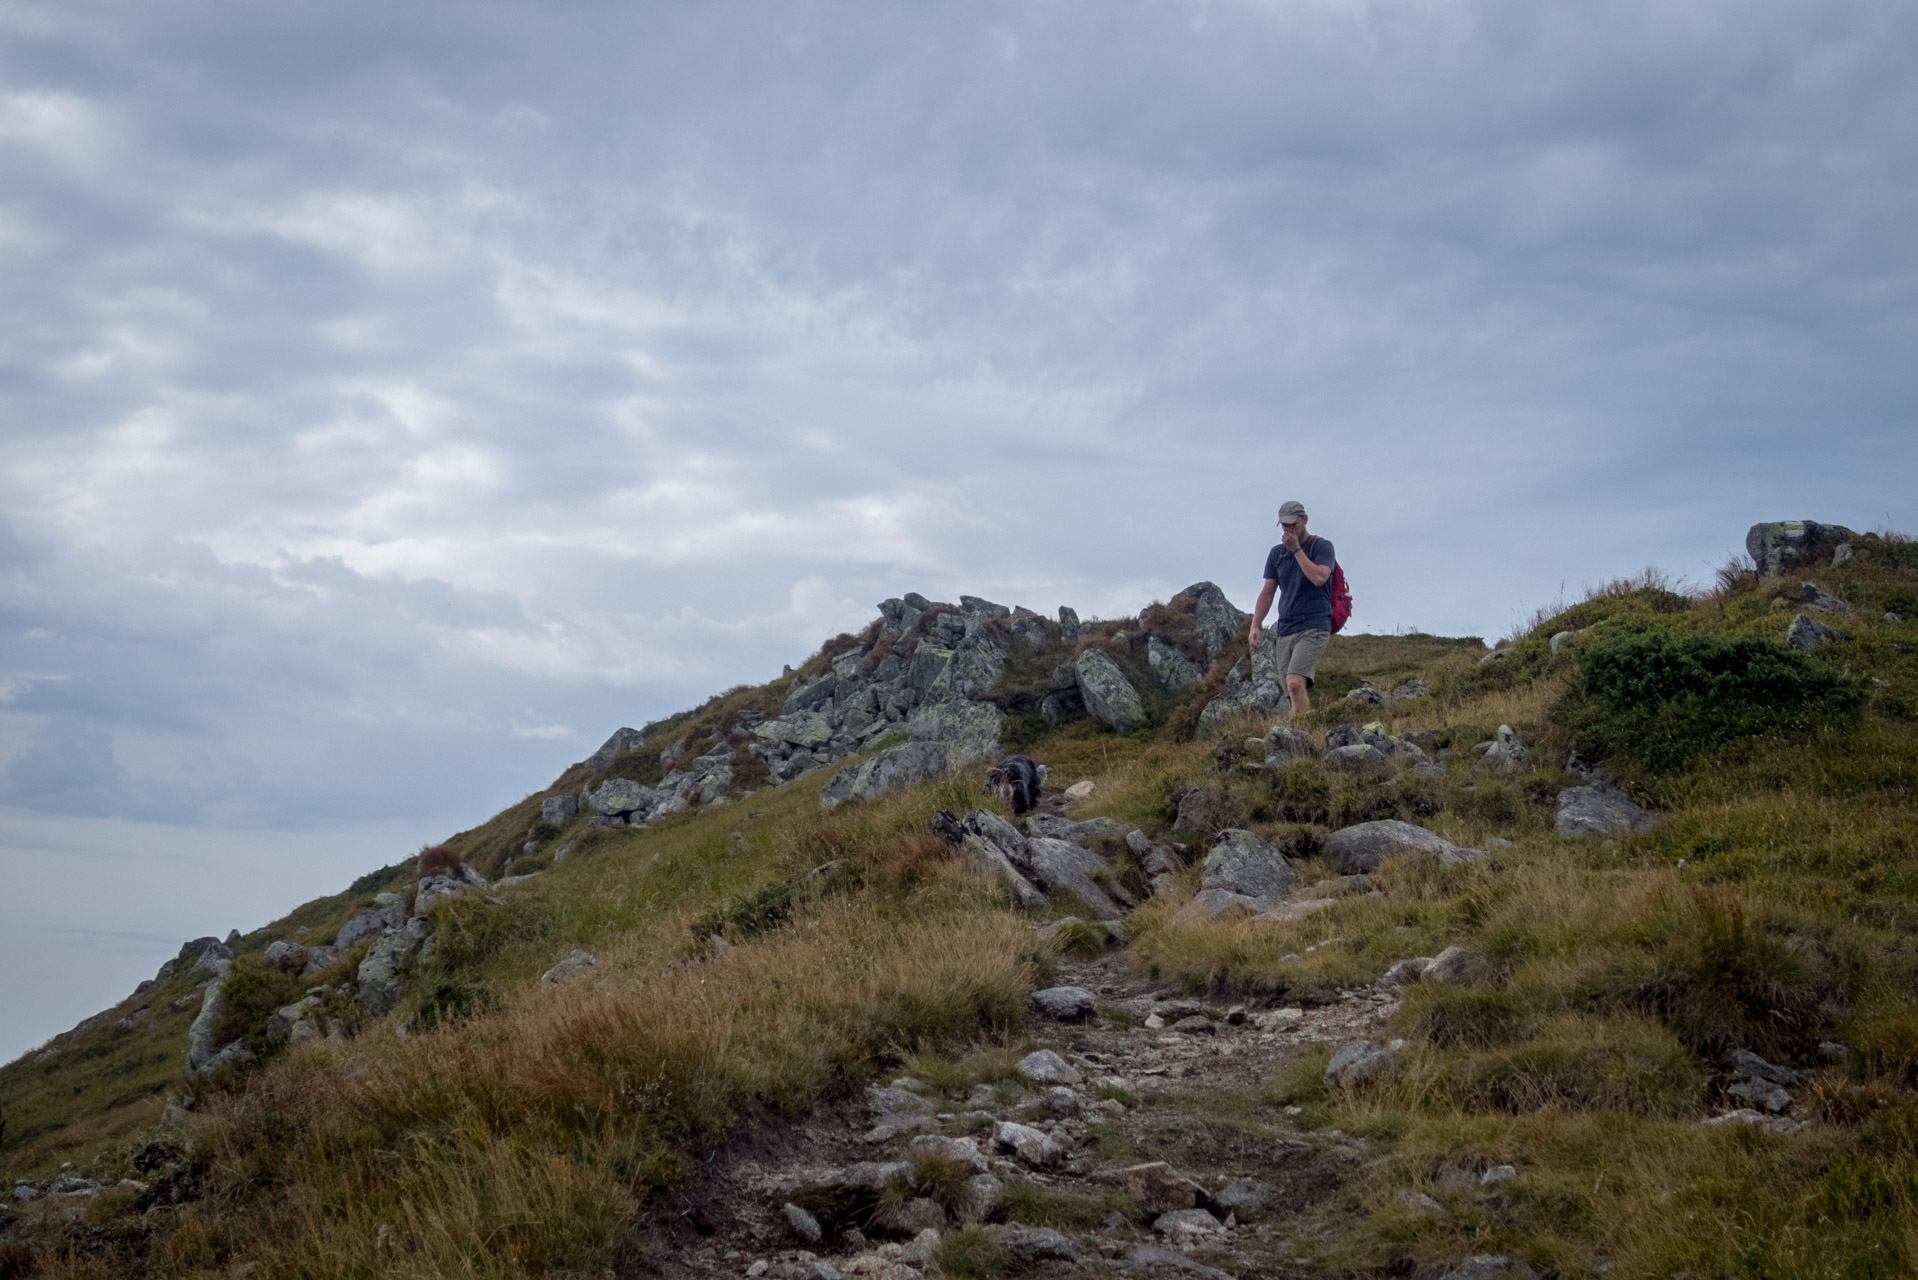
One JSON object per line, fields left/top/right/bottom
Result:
{"left": 1264, "top": 535, "right": 1336, "bottom": 636}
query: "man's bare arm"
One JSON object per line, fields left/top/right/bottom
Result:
{"left": 1292, "top": 547, "right": 1332, "bottom": 587}
{"left": 1247, "top": 579, "right": 1277, "bottom": 647}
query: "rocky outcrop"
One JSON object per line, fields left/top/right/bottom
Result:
{"left": 1322, "top": 820, "right": 1480, "bottom": 875}
{"left": 1147, "top": 636, "right": 1202, "bottom": 690}
{"left": 1200, "top": 829, "right": 1296, "bottom": 902}
{"left": 1075, "top": 649, "right": 1147, "bottom": 732}
{"left": 356, "top": 918, "right": 429, "bottom": 1016}
{"left": 1786, "top": 612, "right": 1839, "bottom": 651}
{"left": 1478, "top": 724, "right": 1528, "bottom": 772}
{"left": 589, "top": 726, "right": 645, "bottom": 772}
{"left": 1747, "top": 521, "right": 1856, "bottom": 577}
{"left": 818, "top": 740, "right": 951, "bottom": 809}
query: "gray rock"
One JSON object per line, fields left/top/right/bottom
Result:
{"left": 415, "top": 865, "right": 490, "bottom": 916}
{"left": 909, "top": 1133, "right": 991, "bottom": 1172}
{"left": 1076, "top": 649, "right": 1148, "bottom": 732}
{"left": 184, "top": 972, "right": 233, "bottom": 1077}
{"left": 1017, "top": 1048, "right": 1084, "bottom": 1086}
{"left": 1201, "top": 829, "right": 1296, "bottom": 901}
{"left": 1480, "top": 1165, "right": 1517, "bottom": 1186}
{"left": 1031, "top": 986, "right": 1097, "bottom": 1020}
{"left": 1343, "top": 680, "right": 1383, "bottom": 706}
{"left": 1122, "top": 1244, "right": 1235, "bottom": 1280}
{"left": 1041, "top": 1085, "right": 1082, "bottom": 1117}
{"left": 879, "top": 1197, "right": 947, "bottom": 1234}
{"left": 1126, "top": 828, "right": 1185, "bottom": 877}
{"left": 1211, "top": 1179, "right": 1270, "bottom": 1219}
{"left": 867, "top": 1085, "right": 935, "bottom": 1119}
{"left": 1727, "top": 1080, "right": 1792, "bottom": 1113}
{"left": 356, "top": 919, "right": 429, "bottom": 1015}
{"left": 1382, "top": 677, "right": 1429, "bottom": 704}
{"left": 1556, "top": 784, "right": 1657, "bottom": 837}
{"left": 928, "top": 631, "right": 1007, "bottom": 702}
{"left": 1478, "top": 647, "right": 1513, "bottom": 666}
{"left": 540, "top": 794, "right": 579, "bottom": 825}
{"left": 908, "top": 698, "right": 1005, "bottom": 764}
{"left": 1747, "top": 521, "right": 1856, "bottom": 577}
{"left": 299, "top": 945, "right": 340, "bottom": 977}
{"left": 1180, "top": 581, "right": 1248, "bottom": 662}
{"left": 1025, "top": 837, "right": 1127, "bottom": 919}
{"left": 1025, "top": 813, "right": 1128, "bottom": 845}
{"left": 1728, "top": 1048, "right": 1802, "bottom": 1086}
{"left": 1439, "top": 1256, "right": 1539, "bottom": 1280}
{"left": 263, "top": 941, "right": 308, "bottom": 972}
{"left": 1549, "top": 630, "right": 1576, "bottom": 655}
{"left": 1803, "top": 582, "right": 1854, "bottom": 615}
{"left": 586, "top": 777, "right": 658, "bottom": 818}
{"left": 1786, "top": 612, "right": 1840, "bottom": 651}
{"left": 756, "top": 712, "right": 835, "bottom": 751}
{"left": 1266, "top": 726, "right": 1316, "bottom": 761}
{"left": 818, "top": 740, "right": 951, "bottom": 810}
{"left": 1174, "top": 888, "right": 1275, "bottom": 924}
{"left": 1425, "top": 946, "right": 1477, "bottom": 985}
{"left": 1005, "top": 1227, "right": 1085, "bottom": 1262}
{"left": 1010, "top": 609, "right": 1051, "bottom": 651}
{"left": 1479, "top": 724, "right": 1528, "bottom": 773}
{"left": 1327, "top": 743, "right": 1389, "bottom": 771}
{"left": 541, "top": 949, "right": 598, "bottom": 985}
{"left": 188, "top": 941, "right": 234, "bottom": 978}
{"left": 1321, "top": 820, "right": 1464, "bottom": 874}
{"left": 1147, "top": 636, "right": 1203, "bottom": 690}
{"left": 934, "top": 810, "right": 1047, "bottom": 908}
{"left": 1324, "top": 1039, "right": 1400, "bottom": 1088}
{"left": 992, "top": 1119, "right": 1065, "bottom": 1166}
{"left": 783, "top": 1201, "right": 823, "bottom": 1243}
{"left": 958, "top": 1173, "right": 1004, "bottom": 1224}
{"left": 589, "top": 727, "right": 644, "bottom": 772}
{"left": 1381, "top": 957, "right": 1436, "bottom": 985}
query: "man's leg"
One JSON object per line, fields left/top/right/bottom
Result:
{"left": 1286, "top": 672, "right": 1311, "bottom": 717}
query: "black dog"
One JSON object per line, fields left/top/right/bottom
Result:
{"left": 984, "top": 753, "right": 1044, "bottom": 815}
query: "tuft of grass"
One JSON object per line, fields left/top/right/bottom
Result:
{"left": 930, "top": 1226, "right": 1009, "bottom": 1279}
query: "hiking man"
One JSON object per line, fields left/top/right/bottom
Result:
{"left": 1247, "top": 500, "right": 1335, "bottom": 718}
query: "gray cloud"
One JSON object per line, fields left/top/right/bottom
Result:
{"left": 1, "top": 0, "right": 1915, "bottom": 1041}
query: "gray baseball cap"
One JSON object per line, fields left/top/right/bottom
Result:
{"left": 1277, "top": 500, "right": 1307, "bottom": 525}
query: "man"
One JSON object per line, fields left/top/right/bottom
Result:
{"left": 1247, "top": 500, "right": 1335, "bottom": 718}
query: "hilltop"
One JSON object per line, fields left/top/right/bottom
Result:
{"left": 2, "top": 519, "right": 1916, "bottom": 1280}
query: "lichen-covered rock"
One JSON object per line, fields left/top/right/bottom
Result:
{"left": 1016, "top": 1048, "right": 1083, "bottom": 1086}
{"left": 1324, "top": 1039, "right": 1400, "bottom": 1088}
{"left": 992, "top": 1119, "right": 1064, "bottom": 1166}
{"left": 1322, "top": 820, "right": 1462, "bottom": 874}
{"left": 356, "top": 918, "right": 428, "bottom": 1015}
{"left": 1075, "top": 649, "right": 1147, "bottom": 732}
{"left": 1024, "top": 837, "right": 1127, "bottom": 920}
{"left": 908, "top": 698, "right": 1004, "bottom": 764}
{"left": 589, "top": 726, "right": 644, "bottom": 772}
{"left": 1147, "top": 636, "right": 1203, "bottom": 690}
{"left": 1201, "top": 829, "right": 1296, "bottom": 901}
{"left": 1266, "top": 726, "right": 1317, "bottom": 761}
{"left": 1786, "top": 612, "right": 1840, "bottom": 651}
{"left": 540, "top": 794, "right": 579, "bottom": 825}
{"left": 1556, "top": 784, "right": 1657, "bottom": 837}
{"left": 1181, "top": 581, "right": 1248, "bottom": 662}
{"left": 1479, "top": 724, "right": 1528, "bottom": 772}
{"left": 932, "top": 809, "right": 1046, "bottom": 907}
{"left": 818, "top": 741, "right": 950, "bottom": 809}
{"left": 1746, "top": 520, "right": 1855, "bottom": 577}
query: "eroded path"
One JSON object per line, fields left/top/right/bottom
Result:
{"left": 632, "top": 939, "right": 1400, "bottom": 1280}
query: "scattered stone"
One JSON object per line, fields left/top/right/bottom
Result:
{"left": 992, "top": 1119, "right": 1065, "bottom": 1166}
{"left": 783, "top": 1202, "right": 823, "bottom": 1244}
{"left": 540, "top": 794, "right": 579, "bottom": 825}
{"left": 1121, "top": 1163, "right": 1203, "bottom": 1214}
{"left": 1326, "top": 743, "right": 1389, "bottom": 771}
{"left": 1799, "top": 581, "right": 1855, "bottom": 616}
{"left": 540, "top": 949, "right": 598, "bottom": 985}
{"left": 1040, "top": 1085, "right": 1082, "bottom": 1118}
{"left": 1480, "top": 1165, "right": 1517, "bottom": 1186}
{"left": 1017, "top": 1049, "right": 1084, "bottom": 1086}
{"left": 1728, "top": 1048, "right": 1802, "bottom": 1086}
{"left": 1076, "top": 649, "right": 1148, "bottom": 732}
{"left": 1440, "top": 1256, "right": 1539, "bottom": 1280}
{"left": 1210, "top": 1179, "right": 1270, "bottom": 1219}
{"left": 1396, "top": 1190, "right": 1446, "bottom": 1215}
{"left": 1064, "top": 780, "right": 1096, "bottom": 802}
{"left": 1024, "top": 836, "right": 1128, "bottom": 920}
{"left": 1250, "top": 898, "right": 1339, "bottom": 924}
{"left": 1425, "top": 946, "right": 1478, "bottom": 985}
{"left": 1122, "top": 1244, "right": 1235, "bottom": 1279}
{"left": 1265, "top": 726, "right": 1316, "bottom": 761}
{"left": 1173, "top": 888, "right": 1273, "bottom": 925}
{"left": 1153, "top": 1208, "right": 1226, "bottom": 1248}
{"left": 1727, "top": 1081, "right": 1792, "bottom": 1113}
{"left": 1550, "top": 779, "right": 1653, "bottom": 837}
{"left": 957, "top": 1173, "right": 1003, "bottom": 1223}
{"left": 1705, "top": 1109, "right": 1805, "bottom": 1134}
{"left": 1479, "top": 724, "right": 1528, "bottom": 772}
{"left": 1005, "top": 1227, "right": 1086, "bottom": 1262}
{"left": 1324, "top": 1040, "right": 1400, "bottom": 1088}
{"left": 1787, "top": 612, "right": 1840, "bottom": 652}
{"left": 867, "top": 1086, "right": 934, "bottom": 1118}
{"left": 1031, "top": 985, "right": 1097, "bottom": 1021}
{"left": 1322, "top": 820, "right": 1468, "bottom": 874}
{"left": 1026, "top": 813, "right": 1129, "bottom": 844}
{"left": 908, "top": 1134, "right": 990, "bottom": 1173}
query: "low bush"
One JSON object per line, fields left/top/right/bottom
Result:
{"left": 418, "top": 844, "right": 465, "bottom": 877}
{"left": 1564, "top": 630, "right": 1866, "bottom": 775}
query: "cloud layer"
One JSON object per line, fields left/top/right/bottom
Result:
{"left": 2, "top": 0, "right": 1915, "bottom": 1053}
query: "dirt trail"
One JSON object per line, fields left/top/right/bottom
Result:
{"left": 632, "top": 939, "right": 1400, "bottom": 1279}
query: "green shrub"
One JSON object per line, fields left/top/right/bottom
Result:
{"left": 1564, "top": 630, "right": 1865, "bottom": 774}
{"left": 347, "top": 860, "right": 411, "bottom": 895}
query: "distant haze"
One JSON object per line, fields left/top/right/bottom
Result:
{"left": 1, "top": 0, "right": 1914, "bottom": 1060}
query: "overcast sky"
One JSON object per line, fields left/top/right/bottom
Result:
{"left": 2, "top": 0, "right": 1914, "bottom": 1060}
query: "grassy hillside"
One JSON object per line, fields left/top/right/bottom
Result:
{"left": 4, "top": 542, "right": 1916, "bottom": 1279}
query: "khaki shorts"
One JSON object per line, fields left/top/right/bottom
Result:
{"left": 1269, "top": 628, "right": 1330, "bottom": 686}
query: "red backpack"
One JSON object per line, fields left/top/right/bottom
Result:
{"left": 1308, "top": 536, "right": 1354, "bottom": 634}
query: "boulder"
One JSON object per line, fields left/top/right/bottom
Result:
{"left": 1343, "top": 680, "right": 1383, "bottom": 705}
{"left": 541, "top": 949, "right": 598, "bottom": 985}
{"left": 1180, "top": 581, "right": 1248, "bottom": 662}
{"left": 932, "top": 810, "right": 1047, "bottom": 907}
{"left": 818, "top": 741, "right": 950, "bottom": 810}
{"left": 356, "top": 918, "right": 429, "bottom": 1015}
{"left": 1266, "top": 726, "right": 1316, "bottom": 761}
{"left": 1201, "top": 829, "right": 1296, "bottom": 901}
{"left": 1746, "top": 521, "right": 1855, "bottom": 577}
{"left": 1025, "top": 837, "right": 1127, "bottom": 920}
{"left": 756, "top": 712, "right": 835, "bottom": 751}
{"left": 1147, "top": 636, "right": 1203, "bottom": 690}
{"left": 1211, "top": 1179, "right": 1271, "bottom": 1219}
{"left": 1324, "top": 1039, "right": 1400, "bottom": 1088}
{"left": 1786, "top": 612, "right": 1839, "bottom": 652}
{"left": 586, "top": 777, "right": 658, "bottom": 819}
{"left": 1076, "top": 649, "right": 1148, "bottom": 732}
{"left": 1057, "top": 605, "right": 1082, "bottom": 642}
{"left": 908, "top": 699, "right": 1005, "bottom": 764}
{"left": 540, "top": 794, "right": 579, "bottom": 825}
{"left": 184, "top": 974, "right": 236, "bottom": 1078}
{"left": 1153, "top": 1208, "right": 1226, "bottom": 1249}
{"left": 1321, "top": 820, "right": 1464, "bottom": 874}
{"left": 1004, "top": 1227, "right": 1084, "bottom": 1263}
{"left": 1126, "top": 828, "right": 1185, "bottom": 876}
{"left": 992, "top": 1120, "right": 1064, "bottom": 1166}
{"left": 416, "top": 865, "right": 490, "bottom": 915}
{"left": 589, "top": 727, "right": 644, "bottom": 772}
{"left": 299, "top": 945, "right": 340, "bottom": 977}
{"left": 1031, "top": 986, "right": 1097, "bottom": 1020}
{"left": 958, "top": 1173, "right": 1004, "bottom": 1224}
{"left": 1327, "top": 743, "right": 1389, "bottom": 771}
{"left": 1381, "top": 678, "right": 1429, "bottom": 704}
{"left": 263, "top": 941, "right": 308, "bottom": 972}
{"left": 1017, "top": 1048, "right": 1083, "bottom": 1086}
{"left": 1381, "top": 957, "right": 1436, "bottom": 985}
{"left": 1479, "top": 724, "right": 1528, "bottom": 773}
{"left": 1439, "top": 1258, "right": 1539, "bottom": 1280}
{"left": 337, "top": 908, "right": 394, "bottom": 953}
{"left": 1174, "top": 888, "right": 1274, "bottom": 924}
{"left": 783, "top": 1201, "right": 823, "bottom": 1244}
{"left": 1425, "top": 945, "right": 1477, "bottom": 985}
{"left": 1122, "top": 1244, "right": 1235, "bottom": 1280}
{"left": 1555, "top": 784, "right": 1656, "bottom": 837}
{"left": 908, "top": 1134, "right": 991, "bottom": 1172}
{"left": 1010, "top": 609, "right": 1051, "bottom": 651}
